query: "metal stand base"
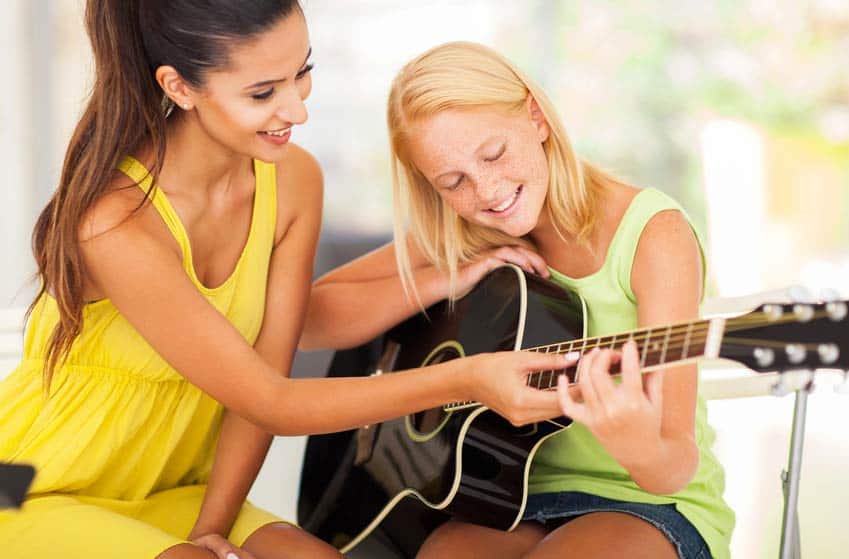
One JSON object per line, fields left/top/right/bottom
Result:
{"left": 779, "top": 389, "right": 807, "bottom": 559}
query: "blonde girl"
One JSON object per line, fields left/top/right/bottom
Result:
{"left": 304, "top": 41, "right": 734, "bottom": 559}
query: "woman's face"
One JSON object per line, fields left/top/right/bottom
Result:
{"left": 189, "top": 10, "right": 313, "bottom": 162}
{"left": 405, "top": 102, "right": 551, "bottom": 238}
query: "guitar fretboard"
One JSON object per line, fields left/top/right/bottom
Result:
{"left": 526, "top": 318, "right": 712, "bottom": 390}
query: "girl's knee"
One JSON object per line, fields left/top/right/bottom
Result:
{"left": 156, "top": 542, "right": 218, "bottom": 559}
{"left": 242, "top": 522, "right": 342, "bottom": 558}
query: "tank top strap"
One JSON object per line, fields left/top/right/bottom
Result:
{"left": 118, "top": 156, "right": 194, "bottom": 267}
{"left": 608, "top": 188, "right": 707, "bottom": 302}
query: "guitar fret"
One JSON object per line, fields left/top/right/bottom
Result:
{"left": 659, "top": 325, "right": 671, "bottom": 365}
{"left": 640, "top": 328, "right": 652, "bottom": 368}
{"left": 682, "top": 322, "right": 693, "bottom": 360}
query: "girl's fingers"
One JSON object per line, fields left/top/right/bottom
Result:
{"left": 494, "top": 247, "right": 533, "bottom": 274}
{"left": 620, "top": 340, "right": 643, "bottom": 393}
{"left": 518, "top": 247, "right": 549, "bottom": 277}
{"left": 576, "top": 348, "right": 600, "bottom": 409}
{"left": 588, "top": 348, "right": 617, "bottom": 403}
{"left": 644, "top": 370, "right": 664, "bottom": 407}
{"left": 557, "top": 374, "right": 586, "bottom": 422}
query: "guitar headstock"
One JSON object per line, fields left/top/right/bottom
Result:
{"left": 718, "top": 298, "right": 849, "bottom": 393}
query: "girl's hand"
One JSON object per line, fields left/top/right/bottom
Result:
{"left": 556, "top": 341, "right": 664, "bottom": 467}
{"left": 190, "top": 533, "right": 258, "bottom": 559}
{"left": 457, "top": 246, "right": 549, "bottom": 297}
{"left": 468, "top": 350, "right": 580, "bottom": 426}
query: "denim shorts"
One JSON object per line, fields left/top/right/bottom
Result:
{"left": 522, "top": 491, "right": 712, "bottom": 559}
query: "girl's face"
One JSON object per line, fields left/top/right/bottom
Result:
{"left": 405, "top": 101, "right": 551, "bottom": 238}
{"left": 189, "top": 11, "right": 313, "bottom": 162}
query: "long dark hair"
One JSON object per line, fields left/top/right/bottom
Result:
{"left": 31, "top": 0, "right": 301, "bottom": 392}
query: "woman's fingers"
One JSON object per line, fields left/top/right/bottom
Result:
{"left": 192, "top": 535, "right": 257, "bottom": 559}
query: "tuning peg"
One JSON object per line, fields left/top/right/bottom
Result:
{"left": 793, "top": 304, "right": 815, "bottom": 322}
{"left": 817, "top": 343, "right": 840, "bottom": 365}
{"left": 762, "top": 304, "right": 783, "bottom": 321}
{"left": 786, "top": 285, "right": 815, "bottom": 303}
{"left": 754, "top": 347, "right": 775, "bottom": 368}
{"left": 785, "top": 343, "right": 807, "bottom": 364}
{"left": 826, "top": 301, "right": 848, "bottom": 322}
{"left": 771, "top": 375, "right": 793, "bottom": 397}
{"left": 836, "top": 372, "right": 849, "bottom": 395}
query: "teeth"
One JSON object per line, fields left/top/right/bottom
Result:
{"left": 263, "top": 129, "right": 290, "bottom": 137}
{"left": 490, "top": 188, "right": 519, "bottom": 212}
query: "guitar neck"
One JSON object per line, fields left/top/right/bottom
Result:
{"left": 444, "top": 317, "right": 726, "bottom": 411}
{"left": 525, "top": 317, "right": 726, "bottom": 390}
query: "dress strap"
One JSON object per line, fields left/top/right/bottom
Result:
{"left": 117, "top": 156, "right": 194, "bottom": 269}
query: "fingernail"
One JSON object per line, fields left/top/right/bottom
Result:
{"left": 563, "top": 351, "right": 580, "bottom": 361}
{"left": 227, "top": 553, "right": 239, "bottom": 559}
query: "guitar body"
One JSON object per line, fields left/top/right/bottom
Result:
{"left": 298, "top": 266, "right": 586, "bottom": 557}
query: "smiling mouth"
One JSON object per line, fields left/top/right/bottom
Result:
{"left": 486, "top": 185, "right": 523, "bottom": 213}
{"left": 259, "top": 128, "right": 291, "bottom": 136}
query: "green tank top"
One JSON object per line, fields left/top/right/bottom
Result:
{"left": 528, "top": 188, "right": 734, "bottom": 559}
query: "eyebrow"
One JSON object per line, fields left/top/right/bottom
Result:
{"left": 243, "top": 47, "right": 312, "bottom": 90}
{"left": 435, "top": 137, "right": 502, "bottom": 181}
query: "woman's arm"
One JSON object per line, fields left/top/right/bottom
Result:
{"left": 557, "top": 209, "right": 702, "bottom": 495}
{"left": 302, "top": 241, "right": 550, "bottom": 351}
{"left": 79, "top": 180, "right": 569, "bottom": 437}
{"left": 190, "top": 145, "right": 323, "bottom": 540}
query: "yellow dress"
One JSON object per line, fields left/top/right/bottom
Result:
{"left": 0, "top": 157, "right": 284, "bottom": 558}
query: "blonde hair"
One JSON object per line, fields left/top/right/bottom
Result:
{"left": 388, "top": 41, "right": 623, "bottom": 303}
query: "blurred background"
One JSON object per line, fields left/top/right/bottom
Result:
{"left": 1, "top": 1, "right": 847, "bottom": 557}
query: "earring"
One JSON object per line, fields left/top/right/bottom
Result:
{"left": 182, "top": 103, "right": 191, "bottom": 110}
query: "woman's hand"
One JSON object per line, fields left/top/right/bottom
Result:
{"left": 556, "top": 342, "right": 664, "bottom": 468}
{"left": 467, "top": 350, "right": 580, "bottom": 426}
{"left": 456, "top": 246, "right": 549, "bottom": 297}
{"left": 190, "top": 533, "right": 257, "bottom": 559}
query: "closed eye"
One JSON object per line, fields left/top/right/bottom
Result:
{"left": 484, "top": 144, "right": 506, "bottom": 162}
{"left": 251, "top": 88, "right": 274, "bottom": 101}
{"left": 447, "top": 175, "right": 464, "bottom": 190}
{"left": 296, "top": 63, "right": 314, "bottom": 79}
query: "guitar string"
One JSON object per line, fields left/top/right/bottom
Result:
{"left": 525, "top": 309, "right": 835, "bottom": 355}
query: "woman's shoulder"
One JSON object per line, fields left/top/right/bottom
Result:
{"left": 78, "top": 169, "right": 169, "bottom": 245}
{"left": 270, "top": 143, "right": 324, "bottom": 245}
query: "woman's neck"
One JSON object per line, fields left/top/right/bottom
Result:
{"left": 141, "top": 112, "right": 254, "bottom": 199}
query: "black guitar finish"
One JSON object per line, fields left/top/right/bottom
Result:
{"left": 298, "top": 265, "right": 849, "bottom": 558}
{"left": 298, "top": 266, "right": 584, "bottom": 557}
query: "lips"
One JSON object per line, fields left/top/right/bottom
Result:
{"left": 486, "top": 185, "right": 522, "bottom": 214}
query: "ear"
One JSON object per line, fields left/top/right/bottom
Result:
{"left": 155, "top": 65, "right": 196, "bottom": 111}
{"left": 526, "top": 93, "right": 550, "bottom": 143}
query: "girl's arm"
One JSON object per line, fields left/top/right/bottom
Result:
{"left": 302, "top": 241, "right": 550, "bottom": 351}
{"left": 557, "top": 209, "right": 702, "bottom": 495}
{"left": 190, "top": 145, "right": 323, "bottom": 540}
{"left": 78, "top": 177, "right": 569, "bottom": 437}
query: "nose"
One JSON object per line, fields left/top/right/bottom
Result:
{"left": 473, "top": 172, "right": 505, "bottom": 208}
{"left": 275, "top": 85, "right": 309, "bottom": 126}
